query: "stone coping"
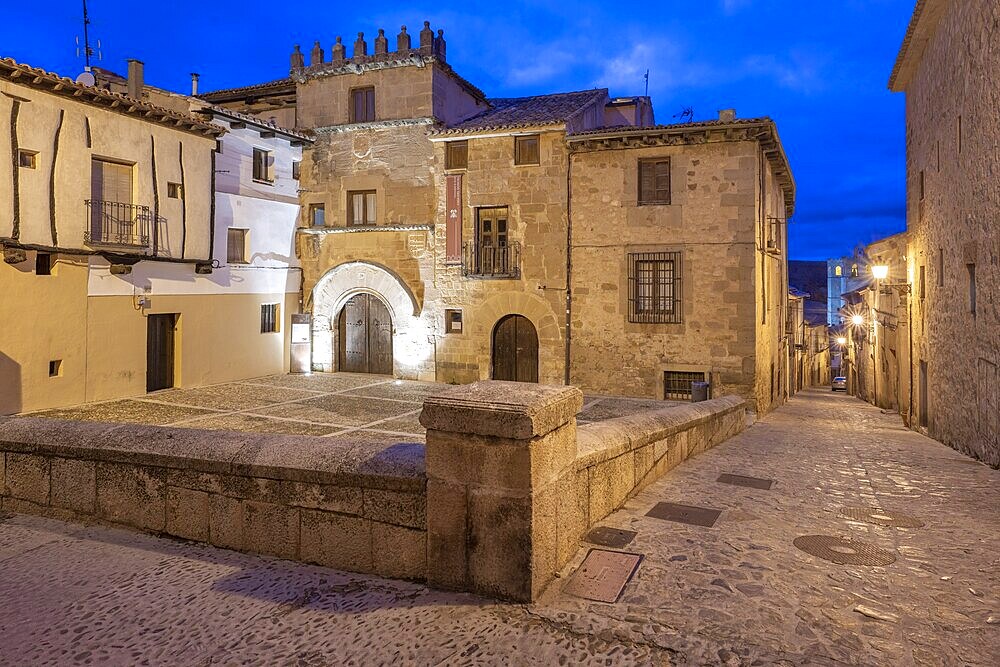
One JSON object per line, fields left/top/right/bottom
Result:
{"left": 0, "top": 417, "right": 424, "bottom": 492}
{"left": 420, "top": 382, "right": 584, "bottom": 439}
{"left": 575, "top": 395, "right": 746, "bottom": 470}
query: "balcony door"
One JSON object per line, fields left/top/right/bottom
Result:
{"left": 90, "top": 158, "right": 133, "bottom": 243}
{"left": 475, "top": 206, "right": 508, "bottom": 275}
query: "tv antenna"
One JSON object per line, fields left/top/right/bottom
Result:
{"left": 644, "top": 69, "right": 649, "bottom": 97}
{"left": 673, "top": 106, "right": 694, "bottom": 123}
{"left": 75, "top": 0, "right": 102, "bottom": 71}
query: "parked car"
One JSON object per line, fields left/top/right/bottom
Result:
{"left": 832, "top": 377, "right": 847, "bottom": 392}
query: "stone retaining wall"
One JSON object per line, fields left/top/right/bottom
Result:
{"left": 0, "top": 418, "right": 426, "bottom": 580}
{"left": 2, "top": 383, "right": 748, "bottom": 602}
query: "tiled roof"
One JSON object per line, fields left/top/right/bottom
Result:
{"left": 0, "top": 57, "right": 224, "bottom": 138}
{"left": 434, "top": 89, "right": 609, "bottom": 135}
{"left": 567, "top": 116, "right": 772, "bottom": 138}
{"left": 199, "top": 77, "right": 295, "bottom": 102}
{"left": 193, "top": 103, "right": 313, "bottom": 142}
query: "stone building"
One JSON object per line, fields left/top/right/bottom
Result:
{"left": 0, "top": 58, "right": 305, "bottom": 415}
{"left": 202, "top": 23, "right": 795, "bottom": 412}
{"left": 888, "top": 0, "right": 999, "bottom": 465}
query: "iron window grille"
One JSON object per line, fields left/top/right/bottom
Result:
{"left": 85, "top": 200, "right": 151, "bottom": 248}
{"left": 628, "top": 251, "right": 682, "bottom": 323}
{"left": 260, "top": 303, "right": 279, "bottom": 333}
{"left": 664, "top": 370, "right": 707, "bottom": 400}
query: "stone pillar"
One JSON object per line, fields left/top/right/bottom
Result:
{"left": 396, "top": 26, "right": 411, "bottom": 52}
{"left": 421, "top": 381, "right": 584, "bottom": 602}
{"left": 419, "top": 21, "right": 434, "bottom": 53}
{"left": 331, "top": 37, "right": 345, "bottom": 64}
{"left": 309, "top": 41, "right": 324, "bottom": 67}
{"left": 434, "top": 29, "right": 446, "bottom": 60}
{"left": 353, "top": 32, "right": 368, "bottom": 58}
{"left": 290, "top": 45, "right": 304, "bottom": 71}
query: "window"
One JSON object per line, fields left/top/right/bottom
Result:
{"left": 348, "top": 190, "right": 376, "bottom": 226}
{"left": 834, "top": 265, "right": 843, "bottom": 277}
{"left": 35, "top": 253, "right": 52, "bottom": 275}
{"left": 514, "top": 135, "right": 540, "bottom": 165}
{"left": 227, "top": 228, "right": 248, "bottom": 264}
{"left": 445, "top": 309, "right": 463, "bottom": 334}
{"left": 638, "top": 158, "right": 671, "bottom": 204}
{"left": 919, "top": 265, "right": 926, "bottom": 299}
{"left": 260, "top": 303, "right": 280, "bottom": 334}
{"left": 851, "top": 264, "right": 859, "bottom": 278}
{"left": 18, "top": 150, "right": 37, "bottom": 169}
{"left": 968, "top": 263, "right": 977, "bottom": 316}
{"left": 48, "top": 360, "right": 62, "bottom": 377}
{"left": 350, "top": 87, "right": 376, "bottom": 123}
{"left": 252, "top": 148, "right": 273, "bottom": 183}
{"left": 309, "top": 204, "right": 325, "bottom": 227}
{"left": 446, "top": 140, "right": 468, "bottom": 170}
{"left": 664, "top": 370, "right": 706, "bottom": 400}
{"left": 628, "top": 251, "right": 682, "bottom": 324}
{"left": 167, "top": 182, "right": 183, "bottom": 199}
{"left": 292, "top": 161, "right": 301, "bottom": 180}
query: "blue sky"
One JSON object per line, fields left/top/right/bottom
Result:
{"left": 3, "top": 0, "right": 914, "bottom": 260}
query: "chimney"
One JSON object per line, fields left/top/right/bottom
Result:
{"left": 374, "top": 29, "right": 388, "bottom": 55}
{"left": 290, "top": 45, "right": 305, "bottom": 70}
{"left": 397, "top": 25, "right": 411, "bottom": 51}
{"left": 353, "top": 32, "right": 368, "bottom": 58}
{"left": 310, "top": 41, "right": 325, "bottom": 66}
{"left": 419, "top": 21, "right": 434, "bottom": 52}
{"left": 126, "top": 59, "right": 144, "bottom": 100}
{"left": 718, "top": 108, "right": 736, "bottom": 122}
{"left": 332, "top": 37, "right": 346, "bottom": 63}
{"left": 435, "top": 29, "right": 446, "bottom": 60}
{"left": 190, "top": 73, "right": 200, "bottom": 96}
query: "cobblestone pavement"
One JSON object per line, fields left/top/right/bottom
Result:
{"left": 24, "top": 373, "right": 680, "bottom": 445}
{"left": 2, "top": 389, "right": 997, "bottom": 665}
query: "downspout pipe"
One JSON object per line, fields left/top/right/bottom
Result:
{"left": 564, "top": 149, "right": 573, "bottom": 386}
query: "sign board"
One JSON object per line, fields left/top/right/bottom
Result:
{"left": 446, "top": 174, "right": 462, "bottom": 263}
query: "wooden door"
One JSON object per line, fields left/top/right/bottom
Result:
{"left": 338, "top": 294, "right": 393, "bottom": 375}
{"left": 476, "top": 207, "right": 509, "bottom": 275}
{"left": 492, "top": 315, "right": 538, "bottom": 383}
{"left": 146, "top": 314, "right": 175, "bottom": 392}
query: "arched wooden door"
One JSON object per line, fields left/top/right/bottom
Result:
{"left": 492, "top": 315, "right": 538, "bottom": 383}
{"left": 338, "top": 294, "right": 393, "bottom": 374}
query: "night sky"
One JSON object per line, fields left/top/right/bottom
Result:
{"left": 4, "top": 1, "right": 915, "bottom": 260}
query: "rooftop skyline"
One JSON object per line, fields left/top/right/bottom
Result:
{"left": 2, "top": 0, "right": 915, "bottom": 260}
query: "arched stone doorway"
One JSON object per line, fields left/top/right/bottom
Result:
{"left": 492, "top": 315, "right": 539, "bottom": 383}
{"left": 338, "top": 293, "right": 393, "bottom": 374}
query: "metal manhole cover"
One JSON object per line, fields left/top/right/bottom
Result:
{"left": 840, "top": 507, "right": 924, "bottom": 528}
{"left": 563, "top": 548, "right": 643, "bottom": 603}
{"left": 646, "top": 502, "right": 722, "bottom": 527}
{"left": 584, "top": 526, "right": 637, "bottom": 549}
{"left": 717, "top": 473, "right": 775, "bottom": 490}
{"left": 793, "top": 535, "right": 896, "bottom": 566}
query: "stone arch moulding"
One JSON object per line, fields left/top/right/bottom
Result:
{"left": 311, "top": 261, "right": 421, "bottom": 321}
{"left": 474, "top": 292, "right": 562, "bottom": 342}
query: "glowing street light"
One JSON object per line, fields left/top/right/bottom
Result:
{"left": 871, "top": 264, "right": 890, "bottom": 281}
{"left": 851, "top": 314, "right": 865, "bottom": 326}
{"left": 836, "top": 336, "right": 847, "bottom": 346}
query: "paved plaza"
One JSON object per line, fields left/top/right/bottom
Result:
{"left": 23, "top": 373, "right": 677, "bottom": 445}
{"left": 2, "top": 389, "right": 998, "bottom": 665}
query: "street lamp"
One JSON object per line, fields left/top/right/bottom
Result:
{"left": 871, "top": 264, "right": 890, "bottom": 281}
{"left": 851, "top": 314, "right": 865, "bottom": 326}
{"left": 836, "top": 336, "right": 847, "bottom": 346}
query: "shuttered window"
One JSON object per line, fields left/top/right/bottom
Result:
{"left": 446, "top": 140, "right": 468, "bottom": 170}
{"left": 91, "top": 159, "right": 133, "bottom": 204}
{"left": 227, "top": 228, "right": 248, "bottom": 264}
{"left": 252, "top": 148, "right": 273, "bottom": 182}
{"left": 638, "top": 158, "right": 671, "bottom": 204}
{"left": 260, "top": 303, "right": 279, "bottom": 334}
{"left": 348, "top": 190, "right": 376, "bottom": 226}
{"left": 350, "top": 87, "right": 376, "bottom": 123}
{"left": 514, "top": 135, "right": 540, "bottom": 165}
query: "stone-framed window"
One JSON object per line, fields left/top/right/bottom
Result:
{"left": 638, "top": 158, "right": 671, "bottom": 205}
{"left": 348, "top": 190, "right": 376, "bottom": 226}
{"left": 628, "top": 250, "right": 682, "bottom": 324}
{"left": 446, "top": 140, "right": 468, "bottom": 170}
{"left": 309, "top": 203, "right": 325, "bottom": 227}
{"left": 514, "top": 135, "right": 539, "bottom": 165}
{"left": 350, "top": 86, "right": 376, "bottom": 123}
{"left": 663, "top": 370, "right": 706, "bottom": 400}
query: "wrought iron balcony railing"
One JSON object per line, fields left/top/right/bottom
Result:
{"left": 85, "top": 200, "right": 152, "bottom": 249}
{"left": 462, "top": 240, "right": 521, "bottom": 279}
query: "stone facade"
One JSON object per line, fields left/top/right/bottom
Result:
{"left": 888, "top": 0, "right": 999, "bottom": 466}
{"left": 203, "top": 23, "right": 795, "bottom": 411}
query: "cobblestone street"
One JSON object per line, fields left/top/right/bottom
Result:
{"left": 1, "top": 389, "right": 997, "bottom": 665}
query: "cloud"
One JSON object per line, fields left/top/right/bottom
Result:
{"left": 721, "top": 0, "right": 753, "bottom": 14}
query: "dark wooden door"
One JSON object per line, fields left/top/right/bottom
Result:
{"left": 146, "top": 314, "right": 175, "bottom": 392}
{"left": 338, "top": 294, "right": 393, "bottom": 375}
{"left": 492, "top": 315, "right": 538, "bottom": 383}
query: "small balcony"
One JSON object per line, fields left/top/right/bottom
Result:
{"left": 462, "top": 241, "right": 521, "bottom": 279}
{"left": 85, "top": 200, "right": 152, "bottom": 250}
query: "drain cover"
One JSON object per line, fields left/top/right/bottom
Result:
{"left": 563, "top": 548, "right": 643, "bottom": 603}
{"left": 840, "top": 507, "right": 924, "bottom": 528}
{"left": 646, "top": 502, "right": 721, "bottom": 527}
{"left": 717, "top": 473, "right": 775, "bottom": 490}
{"left": 584, "top": 526, "right": 637, "bottom": 549}
{"left": 793, "top": 535, "right": 896, "bottom": 566}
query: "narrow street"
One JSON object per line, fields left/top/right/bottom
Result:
{"left": 1, "top": 389, "right": 997, "bottom": 665}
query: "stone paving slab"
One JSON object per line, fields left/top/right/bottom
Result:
{"left": 30, "top": 399, "right": 216, "bottom": 424}
{"left": 174, "top": 413, "right": 342, "bottom": 436}
{"left": 256, "top": 394, "right": 419, "bottom": 428}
